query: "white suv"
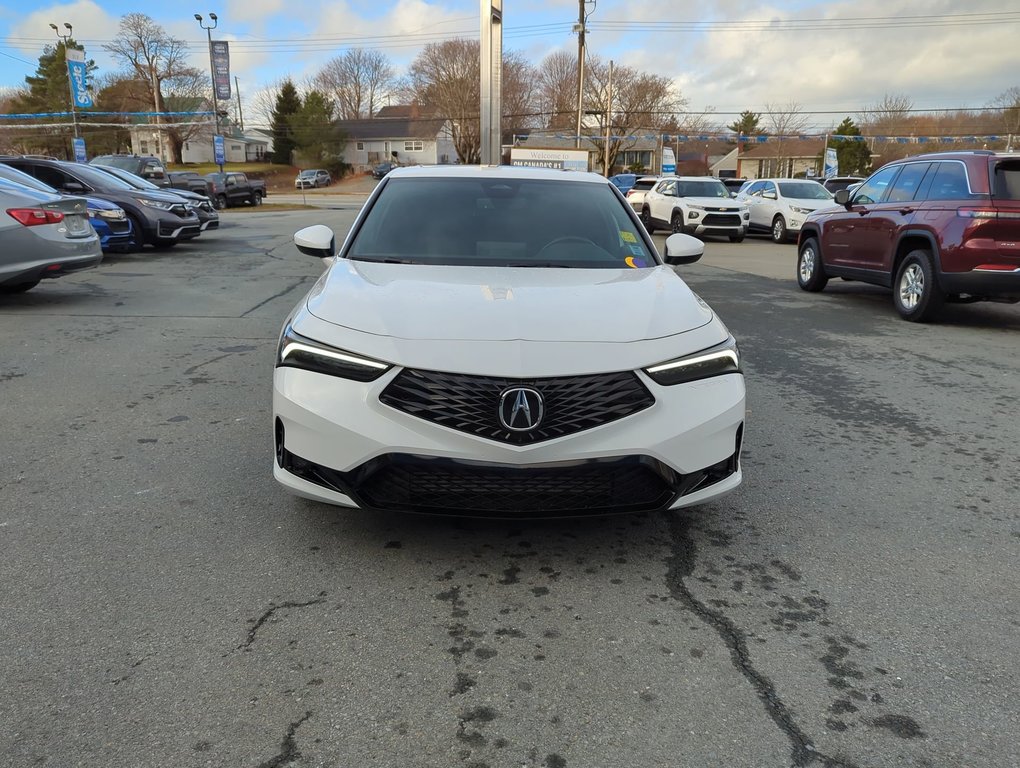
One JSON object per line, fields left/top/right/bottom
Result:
{"left": 736, "top": 178, "right": 833, "bottom": 243}
{"left": 641, "top": 177, "right": 749, "bottom": 242}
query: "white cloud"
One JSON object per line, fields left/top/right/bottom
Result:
{"left": 8, "top": 0, "right": 118, "bottom": 57}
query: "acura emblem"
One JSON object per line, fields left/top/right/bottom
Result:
{"left": 498, "top": 387, "right": 544, "bottom": 432}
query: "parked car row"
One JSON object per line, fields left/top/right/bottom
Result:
{"left": 0, "top": 155, "right": 228, "bottom": 293}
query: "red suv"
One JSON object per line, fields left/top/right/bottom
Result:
{"left": 796, "top": 151, "right": 1020, "bottom": 321}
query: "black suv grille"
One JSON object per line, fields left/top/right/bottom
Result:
{"left": 703, "top": 213, "right": 742, "bottom": 227}
{"left": 380, "top": 368, "right": 654, "bottom": 445}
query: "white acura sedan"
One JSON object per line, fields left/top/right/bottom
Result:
{"left": 273, "top": 166, "right": 745, "bottom": 517}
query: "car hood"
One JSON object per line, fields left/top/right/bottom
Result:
{"left": 683, "top": 197, "right": 745, "bottom": 209}
{"left": 784, "top": 198, "right": 833, "bottom": 210}
{"left": 306, "top": 262, "right": 713, "bottom": 342}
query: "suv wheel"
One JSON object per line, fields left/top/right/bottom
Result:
{"left": 772, "top": 216, "right": 788, "bottom": 243}
{"left": 671, "top": 211, "right": 686, "bottom": 235}
{"left": 216, "top": 194, "right": 227, "bottom": 210}
{"left": 894, "top": 249, "right": 944, "bottom": 322}
{"left": 641, "top": 207, "right": 655, "bottom": 234}
{"left": 797, "top": 237, "right": 828, "bottom": 292}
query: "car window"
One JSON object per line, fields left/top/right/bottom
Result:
{"left": 852, "top": 166, "right": 899, "bottom": 205}
{"left": 885, "top": 163, "right": 930, "bottom": 203}
{"left": 777, "top": 182, "right": 831, "bottom": 200}
{"left": 348, "top": 178, "right": 656, "bottom": 269}
{"left": 31, "top": 165, "right": 78, "bottom": 190}
{"left": 632, "top": 179, "right": 657, "bottom": 192}
{"left": 762, "top": 181, "right": 777, "bottom": 197}
{"left": 675, "top": 180, "right": 729, "bottom": 198}
{"left": 743, "top": 181, "right": 764, "bottom": 196}
{"left": 992, "top": 159, "right": 1020, "bottom": 200}
{"left": 926, "top": 162, "right": 971, "bottom": 201}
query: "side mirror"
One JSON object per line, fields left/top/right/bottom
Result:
{"left": 763, "top": 190, "right": 777, "bottom": 200}
{"left": 62, "top": 181, "right": 86, "bottom": 193}
{"left": 663, "top": 233, "right": 704, "bottom": 265}
{"left": 730, "top": 191, "right": 738, "bottom": 198}
{"left": 834, "top": 189, "right": 851, "bottom": 206}
{"left": 295, "top": 224, "right": 336, "bottom": 263}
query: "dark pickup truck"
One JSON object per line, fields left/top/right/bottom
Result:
{"left": 167, "top": 171, "right": 213, "bottom": 197}
{"left": 204, "top": 172, "right": 267, "bottom": 209}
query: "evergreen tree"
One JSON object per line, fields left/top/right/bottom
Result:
{"left": 823, "top": 117, "right": 872, "bottom": 176}
{"left": 727, "top": 110, "right": 762, "bottom": 137}
{"left": 271, "top": 79, "right": 302, "bottom": 164}
{"left": 15, "top": 40, "right": 97, "bottom": 114}
{"left": 288, "top": 90, "right": 343, "bottom": 166}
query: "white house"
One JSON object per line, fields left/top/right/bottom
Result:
{"left": 336, "top": 106, "right": 457, "bottom": 171}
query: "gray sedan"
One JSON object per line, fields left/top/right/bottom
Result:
{"left": 0, "top": 178, "right": 102, "bottom": 293}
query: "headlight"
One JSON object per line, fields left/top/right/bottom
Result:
{"left": 138, "top": 198, "right": 174, "bottom": 210}
{"left": 790, "top": 206, "right": 813, "bottom": 214}
{"left": 276, "top": 325, "right": 391, "bottom": 381}
{"left": 687, "top": 204, "right": 705, "bottom": 211}
{"left": 644, "top": 336, "right": 741, "bottom": 386}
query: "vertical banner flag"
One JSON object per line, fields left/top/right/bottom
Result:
{"left": 824, "top": 148, "right": 839, "bottom": 179}
{"left": 72, "top": 137, "right": 87, "bottom": 163}
{"left": 661, "top": 146, "right": 676, "bottom": 174}
{"left": 211, "top": 41, "right": 231, "bottom": 101}
{"left": 65, "top": 48, "right": 93, "bottom": 109}
{"left": 214, "top": 135, "right": 225, "bottom": 166}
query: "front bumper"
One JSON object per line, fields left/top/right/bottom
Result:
{"left": 273, "top": 366, "right": 745, "bottom": 516}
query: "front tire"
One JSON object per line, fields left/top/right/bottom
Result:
{"left": 671, "top": 211, "right": 684, "bottom": 234}
{"left": 772, "top": 216, "right": 788, "bottom": 243}
{"left": 216, "top": 194, "right": 227, "bottom": 210}
{"left": 127, "top": 213, "right": 147, "bottom": 252}
{"left": 894, "top": 249, "right": 943, "bottom": 322}
{"left": 797, "top": 237, "right": 828, "bottom": 292}
{"left": 729, "top": 233, "right": 745, "bottom": 243}
{"left": 641, "top": 207, "right": 655, "bottom": 234}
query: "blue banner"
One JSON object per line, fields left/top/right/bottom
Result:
{"left": 66, "top": 59, "right": 93, "bottom": 109}
{"left": 214, "top": 135, "right": 225, "bottom": 166}
{"left": 72, "top": 137, "right": 87, "bottom": 163}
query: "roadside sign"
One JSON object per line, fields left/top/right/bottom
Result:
{"left": 509, "top": 148, "right": 588, "bottom": 171}
{"left": 824, "top": 148, "right": 839, "bottom": 178}
{"left": 214, "top": 135, "right": 225, "bottom": 166}
{"left": 661, "top": 147, "right": 676, "bottom": 174}
{"left": 72, "top": 137, "right": 87, "bottom": 163}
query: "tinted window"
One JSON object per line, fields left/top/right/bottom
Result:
{"left": 31, "top": 165, "right": 77, "bottom": 190}
{"left": 744, "top": 181, "right": 765, "bottom": 195}
{"left": 675, "top": 180, "right": 729, "bottom": 198}
{"left": 63, "top": 164, "right": 137, "bottom": 191}
{"left": 992, "top": 159, "right": 1020, "bottom": 200}
{"left": 777, "top": 182, "right": 831, "bottom": 200}
{"left": 0, "top": 164, "right": 57, "bottom": 193}
{"left": 349, "top": 178, "right": 656, "bottom": 269}
{"left": 886, "top": 163, "right": 930, "bottom": 203}
{"left": 632, "top": 179, "right": 657, "bottom": 191}
{"left": 853, "top": 166, "right": 900, "bottom": 204}
{"left": 926, "top": 162, "right": 970, "bottom": 201}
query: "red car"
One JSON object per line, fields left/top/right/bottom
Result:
{"left": 796, "top": 150, "right": 1020, "bottom": 321}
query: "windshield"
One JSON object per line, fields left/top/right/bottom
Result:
{"left": 98, "top": 166, "right": 159, "bottom": 190}
{"left": 68, "top": 164, "right": 137, "bottom": 191}
{"left": 348, "top": 177, "right": 657, "bottom": 269}
{"left": 778, "top": 182, "right": 832, "bottom": 200}
{"left": 93, "top": 157, "right": 140, "bottom": 172}
{"left": 298, "top": 171, "right": 317, "bottom": 178}
{"left": 675, "top": 180, "right": 730, "bottom": 198}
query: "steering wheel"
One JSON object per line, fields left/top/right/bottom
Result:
{"left": 535, "top": 236, "right": 614, "bottom": 261}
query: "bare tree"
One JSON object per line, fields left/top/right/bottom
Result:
{"left": 103, "top": 13, "right": 208, "bottom": 162}
{"left": 763, "top": 101, "right": 810, "bottom": 177}
{"left": 248, "top": 81, "right": 282, "bottom": 130}
{"left": 991, "top": 86, "right": 1020, "bottom": 138}
{"left": 313, "top": 49, "right": 394, "bottom": 120}
{"left": 501, "top": 50, "right": 537, "bottom": 133}
{"left": 860, "top": 92, "right": 914, "bottom": 135}
{"left": 584, "top": 56, "right": 686, "bottom": 173}
{"left": 535, "top": 50, "right": 577, "bottom": 130}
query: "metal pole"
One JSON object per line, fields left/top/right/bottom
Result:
{"left": 603, "top": 61, "right": 613, "bottom": 177}
{"left": 574, "top": 0, "right": 586, "bottom": 150}
{"left": 479, "top": 0, "right": 503, "bottom": 165}
{"left": 234, "top": 75, "right": 244, "bottom": 132}
{"left": 51, "top": 28, "right": 79, "bottom": 142}
{"left": 206, "top": 28, "right": 222, "bottom": 172}
{"left": 822, "top": 132, "right": 828, "bottom": 178}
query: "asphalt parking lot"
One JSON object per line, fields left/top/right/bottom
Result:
{"left": 2, "top": 207, "right": 1018, "bottom": 768}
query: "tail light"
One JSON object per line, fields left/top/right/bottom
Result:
{"left": 957, "top": 208, "right": 1020, "bottom": 220}
{"left": 7, "top": 208, "right": 65, "bottom": 226}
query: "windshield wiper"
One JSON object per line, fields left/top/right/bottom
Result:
{"left": 506, "top": 262, "right": 576, "bottom": 268}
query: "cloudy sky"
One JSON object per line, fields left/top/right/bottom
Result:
{"left": 1, "top": 0, "right": 1017, "bottom": 129}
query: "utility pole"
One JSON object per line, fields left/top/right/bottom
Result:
{"left": 573, "top": 0, "right": 587, "bottom": 150}
{"left": 479, "top": 0, "right": 503, "bottom": 165}
{"left": 49, "top": 24, "right": 78, "bottom": 139}
{"left": 234, "top": 75, "right": 244, "bottom": 132}
{"left": 603, "top": 60, "right": 613, "bottom": 177}
{"left": 195, "top": 13, "right": 222, "bottom": 172}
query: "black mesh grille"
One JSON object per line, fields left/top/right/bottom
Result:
{"left": 702, "top": 213, "right": 742, "bottom": 227}
{"left": 107, "top": 219, "right": 130, "bottom": 234}
{"left": 355, "top": 455, "right": 676, "bottom": 516}
{"left": 380, "top": 368, "right": 654, "bottom": 445}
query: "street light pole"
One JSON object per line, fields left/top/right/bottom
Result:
{"left": 195, "top": 13, "right": 222, "bottom": 172}
{"left": 49, "top": 23, "right": 78, "bottom": 140}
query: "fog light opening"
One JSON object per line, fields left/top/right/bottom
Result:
{"left": 275, "top": 418, "right": 285, "bottom": 467}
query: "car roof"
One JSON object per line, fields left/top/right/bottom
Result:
{"left": 386, "top": 165, "right": 611, "bottom": 184}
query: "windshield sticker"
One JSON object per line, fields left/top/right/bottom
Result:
{"left": 625, "top": 256, "right": 647, "bottom": 269}
{"left": 620, "top": 230, "right": 638, "bottom": 243}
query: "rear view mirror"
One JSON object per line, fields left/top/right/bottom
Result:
{"left": 663, "top": 233, "right": 704, "bottom": 265}
{"left": 295, "top": 224, "right": 336, "bottom": 264}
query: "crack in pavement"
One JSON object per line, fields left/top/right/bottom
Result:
{"left": 663, "top": 514, "right": 860, "bottom": 768}
{"left": 240, "top": 278, "right": 311, "bottom": 318}
{"left": 237, "top": 593, "right": 327, "bottom": 652}
{"left": 255, "top": 710, "right": 312, "bottom": 768}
